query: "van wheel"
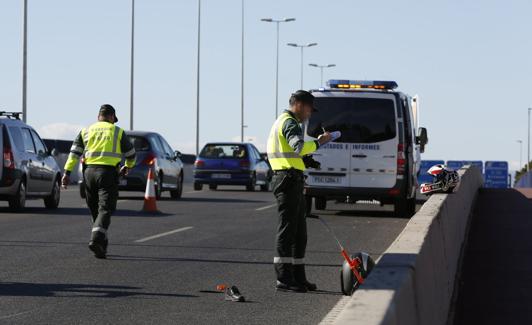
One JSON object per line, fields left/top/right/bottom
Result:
{"left": 44, "top": 180, "right": 61, "bottom": 209}
{"left": 170, "top": 173, "right": 183, "bottom": 199}
{"left": 305, "top": 195, "right": 313, "bottom": 215}
{"left": 394, "top": 198, "right": 415, "bottom": 218}
{"left": 194, "top": 182, "right": 203, "bottom": 191}
{"left": 315, "top": 197, "right": 327, "bottom": 210}
{"left": 9, "top": 180, "right": 26, "bottom": 212}
{"left": 209, "top": 184, "right": 218, "bottom": 190}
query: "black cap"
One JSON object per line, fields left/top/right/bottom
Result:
{"left": 289, "top": 90, "right": 317, "bottom": 112}
{"left": 99, "top": 104, "right": 118, "bottom": 123}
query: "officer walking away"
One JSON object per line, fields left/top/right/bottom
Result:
{"left": 267, "top": 90, "right": 331, "bottom": 292}
{"left": 61, "top": 105, "right": 136, "bottom": 259}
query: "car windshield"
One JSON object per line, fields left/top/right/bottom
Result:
{"left": 129, "top": 136, "right": 151, "bottom": 151}
{"left": 307, "top": 97, "right": 397, "bottom": 143}
{"left": 200, "top": 144, "right": 248, "bottom": 159}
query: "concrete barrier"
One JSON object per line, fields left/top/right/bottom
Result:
{"left": 332, "top": 166, "right": 484, "bottom": 325}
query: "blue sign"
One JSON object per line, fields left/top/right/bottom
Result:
{"left": 446, "top": 160, "right": 466, "bottom": 170}
{"left": 484, "top": 161, "right": 509, "bottom": 188}
{"left": 418, "top": 160, "right": 444, "bottom": 185}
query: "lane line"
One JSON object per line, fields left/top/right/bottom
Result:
{"left": 255, "top": 203, "right": 277, "bottom": 211}
{"left": 135, "top": 226, "right": 194, "bottom": 243}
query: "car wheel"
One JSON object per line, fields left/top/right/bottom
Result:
{"left": 44, "top": 179, "right": 61, "bottom": 209}
{"left": 193, "top": 182, "right": 203, "bottom": 191}
{"left": 9, "top": 179, "right": 27, "bottom": 212}
{"left": 260, "top": 178, "right": 270, "bottom": 192}
{"left": 170, "top": 173, "right": 183, "bottom": 199}
{"left": 155, "top": 174, "right": 163, "bottom": 200}
{"left": 79, "top": 181, "right": 86, "bottom": 199}
{"left": 209, "top": 184, "right": 218, "bottom": 190}
{"left": 246, "top": 173, "right": 256, "bottom": 192}
{"left": 315, "top": 197, "right": 327, "bottom": 210}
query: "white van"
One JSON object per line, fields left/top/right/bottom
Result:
{"left": 304, "top": 80, "right": 428, "bottom": 217}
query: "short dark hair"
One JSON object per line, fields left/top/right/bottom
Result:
{"left": 289, "top": 90, "right": 314, "bottom": 107}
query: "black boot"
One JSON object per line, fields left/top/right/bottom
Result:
{"left": 275, "top": 263, "right": 307, "bottom": 293}
{"left": 88, "top": 232, "right": 106, "bottom": 259}
{"left": 294, "top": 264, "right": 317, "bottom": 291}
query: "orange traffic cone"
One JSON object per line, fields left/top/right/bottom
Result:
{"left": 142, "top": 167, "right": 158, "bottom": 212}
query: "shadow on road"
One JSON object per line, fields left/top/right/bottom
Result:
{"left": 0, "top": 282, "right": 197, "bottom": 299}
{"left": 179, "top": 197, "right": 267, "bottom": 204}
{"left": 107, "top": 254, "right": 340, "bottom": 268}
{"left": 0, "top": 207, "right": 174, "bottom": 218}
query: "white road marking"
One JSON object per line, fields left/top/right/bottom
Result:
{"left": 255, "top": 203, "right": 277, "bottom": 211}
{"left": 135, "top": 226, "right": 194, "bottom": 243}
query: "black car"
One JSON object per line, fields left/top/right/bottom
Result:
{"left": 79, "top": 131, "right": 184, "bottom": 199}
{"left": 0, "top": 112, "right": 62, "bottom": 211}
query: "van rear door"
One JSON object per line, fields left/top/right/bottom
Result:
{"left": 308, "top": 93, "right": 399, "bottom": 189}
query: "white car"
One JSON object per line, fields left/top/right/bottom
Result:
{"left": 304, "top": 80, "right": 428, "bottom": 218}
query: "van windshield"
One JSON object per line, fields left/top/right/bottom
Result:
{"left": 307, "top": 97, "right": 397, "bottom": 143}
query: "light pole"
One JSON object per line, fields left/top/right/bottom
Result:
{"left": 526, "top": 107, "right": 532, "bottom": 172}
{"left": 308, "top": 63, "right": 336, "bottom": 87}
{"left": 240, "top": 0, "right": 245, "bottom": 142}
{"left": 517, "top": 140, "right": 523, "bottom": 170}
{"left": 260, "top": 18, "right": 295, "bottom": 119}
{"left": 129, "top": 0, "right": 135, "bottom": 130}
{"left": 287, "top": 43, "right": 318, "bottom": 89}
{"left": 195, "top": 0, "right": 201, "bottom": 155}
{"left": 22, "top": 0, "right": 28, "bottom": 122}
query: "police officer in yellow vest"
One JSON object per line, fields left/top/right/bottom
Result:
{"left": 61, "top": 105, "right": 136, "bottom": 259}
{"left": 267, "top": 90, "right": 331, "bottom": 292}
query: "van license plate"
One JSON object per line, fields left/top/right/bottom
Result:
{"left": 212, "top": 173, "right": 231, "bottom": 179}
{"left": 312, "top": 176, "right": 341, "bottom": 184}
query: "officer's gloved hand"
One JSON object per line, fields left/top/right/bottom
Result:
{"left": 303, "top": 155, "right": 321, "bottom": 169}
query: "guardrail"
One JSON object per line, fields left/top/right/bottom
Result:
{"left": 332, "top": 165, "right": 484, "bottom": 325}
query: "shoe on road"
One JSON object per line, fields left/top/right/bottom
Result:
{"left": 225, "top": 286, "right": 245, "bottom": 302}
{"left": 88, "top": 240, "right": 106, "bottom": 259}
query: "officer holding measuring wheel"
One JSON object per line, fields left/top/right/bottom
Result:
{"left": 267, "top": 90, "right": 332, "bottom": 292}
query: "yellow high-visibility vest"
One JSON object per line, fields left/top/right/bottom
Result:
{"left": 266, "top": 112, "right": 316, "bottom": 171}
{"left": 82, "top": 122, "right": 129, "bottom": 166}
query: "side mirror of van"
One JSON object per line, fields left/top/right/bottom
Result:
{"left": 50, "top": 148, "right": 59, "bottom": 157}
{"left": 416, "top": 127, "right": 428, "bottom": 153}
{"left": 174, "top": 150, "right": 182, "bottom": 159}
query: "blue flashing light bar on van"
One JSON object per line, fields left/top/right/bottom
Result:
{"left": 326, "top": 80, "right": 398, "bottom": 90}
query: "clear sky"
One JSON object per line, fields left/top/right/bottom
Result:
{"left": 1, "top": 0, "right": 531, "bottom": 173}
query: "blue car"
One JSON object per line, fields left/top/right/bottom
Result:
{"left": 193, "top": 142, "right": 272, "bottom": 191}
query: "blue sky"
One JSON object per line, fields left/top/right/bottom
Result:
{"left": 1, "top": 0, "right": 531, "bottom": 173}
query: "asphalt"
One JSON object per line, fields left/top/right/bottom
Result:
{"left": 0, "top": 184, "right": 409, "bottom": 325}
{"left": 453, "top": 188, "right": 532, "bottom": 325}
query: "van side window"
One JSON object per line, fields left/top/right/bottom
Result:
{"left": 31, "top": 130, "right": 47, "bottom": 155}
{"left": 21, "top": 128, "right": 36, "bottom": 153}
{"left": 8, "top": 127, "right": 24, "bottom": 151}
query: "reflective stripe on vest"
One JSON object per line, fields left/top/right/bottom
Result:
{"left": 83, "top": 122, "right": 124, "bottom": 166}
{"left": 266, "top": 113, "right": 305, "bottom": 171}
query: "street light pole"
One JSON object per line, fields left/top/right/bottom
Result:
{"left": 260, "top": 18, "right": 295, "bottom": 119}
{"left": 309, "top": 63, "right": 336, "bottom": 87}
{"left": 526, "top": 107, "right": 532, "bottom": 172}
{"left": 287, "top": 42, "right": 318, "bottom": 89}
{"left": 240, "top": 0, "right": 244, "bottom": 142}
{"left": 129, "top": 0, "right": 135, "bottom": 130}
{"left": 517, "top": 140, "right": 523, "bottom": 171}
{"left": 195, "top": 0, "right": 201, "bottom": 156}
{"left": 22, "top": 0, "right": 28, "bottom": 122}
